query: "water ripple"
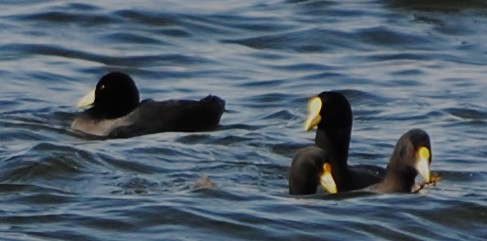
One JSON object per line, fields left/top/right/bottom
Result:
{"left": 1, "top": 0, "right": 486, "bottom": 240}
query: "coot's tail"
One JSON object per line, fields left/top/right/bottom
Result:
{"left": 201, "top": 95, "right": 225, "bottom": 112}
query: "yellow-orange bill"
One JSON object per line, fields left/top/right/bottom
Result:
{"left": 320, "top": 163, "right": 337, "bottom": 194}
{"left": 77, "top": 89, "right": 95, "bottom": 109}
{"left": 415, "top": 147, "right": 431, "bottom": 183}
{"left": 304, "top": 97, "right": 322, "bottom": 131}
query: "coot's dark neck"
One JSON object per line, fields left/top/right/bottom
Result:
{"left": 315, "top": 127, "right": 350, "bottom": 169}
{"left": 383, "top": 165, "right": 416, "bottom": 192}
{"left": 87, "top": 103, "right": 138, "bottom": 120}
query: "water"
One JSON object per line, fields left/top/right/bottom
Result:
{"left": 1, "top": 0, "right": 486, "bottom": 240}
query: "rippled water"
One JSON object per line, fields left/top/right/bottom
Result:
{"left": 1, "top": 0, "right": 486, "bottom": 240}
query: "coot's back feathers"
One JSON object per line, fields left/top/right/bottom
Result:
{"left": 108, "top": 96, "right": 225, "bottom": 138}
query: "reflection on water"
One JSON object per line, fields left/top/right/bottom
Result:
{"left": 1, "top": 0, "right": 486, "bottom": 240}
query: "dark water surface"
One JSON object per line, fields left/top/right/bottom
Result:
{"left": 1, "top": 0, "right": 486, "bottom": 240}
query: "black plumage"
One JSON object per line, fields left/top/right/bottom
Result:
{"left": 289, "top": 91, "right": 384, "bottom": 195}
{"left": 71, "top": 72, "right": 225, "bottom": 138}
{"left": 365, "top": 129, "right": 432, "bottom": 193}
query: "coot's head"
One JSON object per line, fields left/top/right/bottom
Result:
{"left": 387, "top": 129, "right": 432, "bottom": 184}
{"left": 78, "top": 72, "right": 140, "bottom": 119}
{"left": 304, "top": 91, "right": 352, "bottom": 133}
